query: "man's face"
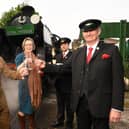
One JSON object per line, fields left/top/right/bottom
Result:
{"left": 60, "top": 43, "right": 69, "bottom": 52}
{"left": 82, "top": 28, "right": 101, "bottom": 44}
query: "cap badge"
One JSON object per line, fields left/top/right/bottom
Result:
{"left": 86, "top": 22, "right": 93, "bottom": 26}
{"left": 61, "top": 39, "right": 65, "bottom": 43}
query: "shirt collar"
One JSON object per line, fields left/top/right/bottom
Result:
{"left": 63, "top": 50, "right": 69, "bottom": 55}
{"left": 86, "top": 40, "right": 99, "bottom": 56}
{"left": 87, "top": 40, "right": 99, "bottom": 50}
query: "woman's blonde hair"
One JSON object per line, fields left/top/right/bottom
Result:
{"left": 22, "top": 37, "right": 36, "bottom": 50}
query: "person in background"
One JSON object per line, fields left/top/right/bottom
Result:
{"left": 15, "top": 37, "right": 45, "bottom": 129}
{"left": 0, "top": 56, "right": 27, "bottom": 129}
{"left": 51, "top": 37, "right": 74, "bottom": 129}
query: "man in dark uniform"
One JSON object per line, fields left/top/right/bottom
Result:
{"left": 70, "top": 19, "right": 125, "bottom": 129}
{"left": 51, "top": 37, "right": 74, "bottom": 129}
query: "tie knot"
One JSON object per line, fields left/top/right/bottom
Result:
{"left": 89, "top": 47, "right": 93, "bottom": 52}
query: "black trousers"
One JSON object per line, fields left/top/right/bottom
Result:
{"left": 56, "top": 91, "right": 74, "bottom": 127}
{"left": 76, "top": 95, "right": 110, "bottom": 129}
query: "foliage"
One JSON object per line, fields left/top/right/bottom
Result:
{"left": 0, "top": 3, "right": 25, "bottom": 28}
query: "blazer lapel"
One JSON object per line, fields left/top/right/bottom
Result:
{"left": 79, "top": 46, "right": 87, "bottom": 68}
{"left": 90, "top": 41, "right": 104, "bottom": 62}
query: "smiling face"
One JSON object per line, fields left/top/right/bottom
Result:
{"left": 82, "top": 27, "right": 101, "bottom": 45}
{"left": 22, "top": 37, "right": 35, "bottom": 53}
{"left": 24, "top": 40, "right": 33, "bottom": 53}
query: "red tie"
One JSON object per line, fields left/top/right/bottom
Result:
{"left": 62, "top": 52, "right": 65, "bottom": 58}
{"left": 87, "top": 47, "right": 93, "bottom": 64}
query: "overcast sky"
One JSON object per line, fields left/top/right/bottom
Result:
{"left": 0, "top": 0, "right": 129, "bottom": 40}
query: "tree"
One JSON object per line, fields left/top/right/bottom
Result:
{"left": 0, "top": 3, "right": 25, "bottom": 28}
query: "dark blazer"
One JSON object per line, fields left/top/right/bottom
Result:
{"left": 71, "top": 41, "right": 125, "bottom": 117}
{"left": 55, "top": 51, "right": 72, "bottom": 93}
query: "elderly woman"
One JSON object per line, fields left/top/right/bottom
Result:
{"left": 15, "top": 37, "right": 45, "bottom": 129}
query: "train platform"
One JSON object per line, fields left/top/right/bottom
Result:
{"left": 1, "top": 75, "right": 129, "bottom": 129}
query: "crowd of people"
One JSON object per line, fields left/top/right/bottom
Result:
{"left": 0, "top": 19, "right": 125, "bottom": 129}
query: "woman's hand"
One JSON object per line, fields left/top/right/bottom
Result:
{"left": 34, "top": 59, "right": 46, "bottom": 69}
{"left": 18, "top": 67, "right": 29, "bottom": 79}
